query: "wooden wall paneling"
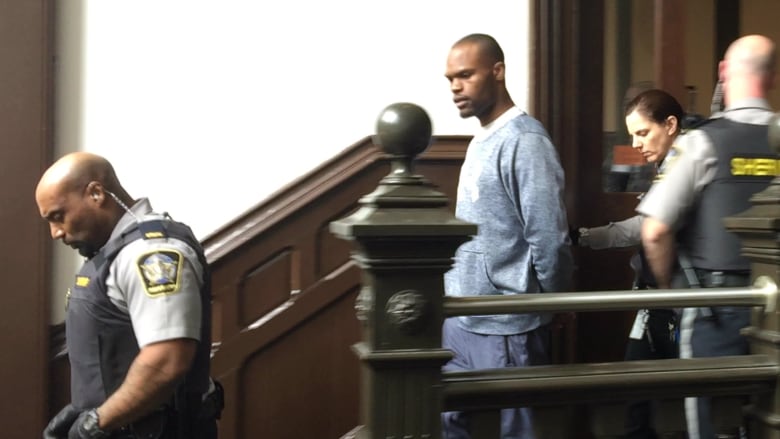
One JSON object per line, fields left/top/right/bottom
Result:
{"left": 414, "top": 163, "right": 461, "bottom": 208}
{"left": 205, "top": 136, "right": 469, "bottom": 438}
{"left": 239, "top": 287, "right": 361, "bottom": 439}
{"left": 211, "top": 283, "right": 239, "bottom": 344}
{"left": 0, "top": 0, "right": 53, "bottom": 435}
{"left": 216, "top": 365, "right": 242, "bottom": 439}
{"left": 215, "top": 282, "right": 243, "bottom": 343}
{"left": 293, "top": 231, "right": 315, "bottom": 292}
{"left": 210, "top": 284, "right": 226, "bottom": 344}
{"left": 212, "top": 263, "right": 362, "bottom": 438}
{"left": 215, "top": 138, "right": 471, "bottom": 337}
{"left": 317, "top": 206, "right": 359, "bottom": 277}
{"left": 215, "top": 232, "right": 305, "bottom": 341}
{"left": 238, "top": 249, "right": 294, "bottom": 328}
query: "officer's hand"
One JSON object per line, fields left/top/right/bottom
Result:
{"left": 43, "top": 403, "right": 80, "bottom": 439}
{"left": 67, "top": 409, "right": 109, "bottom": 439}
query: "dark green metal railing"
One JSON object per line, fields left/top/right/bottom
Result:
{"left": 332, "top": 103, "right": 780, "bottom": 439}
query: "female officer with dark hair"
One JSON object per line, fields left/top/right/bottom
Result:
{"left": 573, "top": 88, "right": 685, "bottom": 439}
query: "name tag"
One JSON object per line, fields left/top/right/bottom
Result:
{"left": 731, "top": 157, "right": 780, "bottom": 176}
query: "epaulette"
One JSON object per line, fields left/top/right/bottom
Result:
{"left": 137, "top": 220, "right": 169, "bottom": 240}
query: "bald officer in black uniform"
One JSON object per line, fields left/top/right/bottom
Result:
{"left": 638, "top": 34, "right": 777, "bottom": 439}
{"left": 36, "top": 152, "right": 221, "bottom": 438}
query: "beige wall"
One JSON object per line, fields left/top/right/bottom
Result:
{"left": 604, "top": 0, "right": 777, "bottom": 134}
{"left": 684, "top": 0, "right": 715, "bottom": 116}
{"left": 741, "top": 0, "right": 780, "bottom": 108}
{"left": 631, "top": 0, "right": 654, "bottom": 88}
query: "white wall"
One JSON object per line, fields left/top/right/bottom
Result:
{"left": 52, "top": 0, "right": 531, "bottom": 321}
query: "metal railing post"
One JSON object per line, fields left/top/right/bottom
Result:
{"left": 331, "top": 103, "right": 477, "bottom": 439}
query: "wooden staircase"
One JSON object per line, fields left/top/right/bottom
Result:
{"left": 203, "top": 135, "right": 469, "bottom": 439}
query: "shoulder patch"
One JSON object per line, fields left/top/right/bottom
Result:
{"left": 654, "top": 146, "right": 682, "bottom": 180}
{"left": 136, "top": 249, "right": 183, "bottom": 297}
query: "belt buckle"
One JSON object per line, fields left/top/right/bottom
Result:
{"left": 709, "top": 271, "right": 725, "bottom": 287}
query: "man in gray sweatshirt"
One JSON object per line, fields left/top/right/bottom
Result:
{"left": 442, "top": 33, "right": 573, "bottom": 439}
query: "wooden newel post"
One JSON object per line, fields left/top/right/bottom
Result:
{"left": 723, "top": 113, "right": 780, "bottom": 438}
{"left": 330, "top": 103, "right": 477, "bottom": 439}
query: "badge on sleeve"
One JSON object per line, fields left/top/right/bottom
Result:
{"left": 136, "top": 250, "right": 183, "bottom": 296}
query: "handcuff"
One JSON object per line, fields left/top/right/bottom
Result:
{"left": 577, "top": 227, "right": 591, "bottom": 247}
{"left": 78, "top": 409, "right": 110, "bottom": 439}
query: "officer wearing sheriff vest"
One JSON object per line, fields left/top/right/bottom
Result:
{"left": 638, "top": 34, "right": 777, "bottom": 439}
{"left": 36, "top": 152, "right": 221, "bottom": 438}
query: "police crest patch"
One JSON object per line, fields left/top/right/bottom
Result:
{"left": 136, "top": 250, "right": 183, "bottom": 296}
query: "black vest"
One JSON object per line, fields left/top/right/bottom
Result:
{"left": 678, "top": 118, "right": 774, "bottom": 271}
{"left": 66, "top": 219, "right": 212, "bottom": 410}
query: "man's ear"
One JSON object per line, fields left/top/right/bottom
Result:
{"left": 493, "top": 61, "right": 506, "bottom": 81}
{"left": 85, "top": 181, "right": 103, "bottom": 202}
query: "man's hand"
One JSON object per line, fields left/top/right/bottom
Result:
{"left": 67, "top": 409, "right": 109, "bottom": 439}
{"left": 43, "top": 404, "right": 80, "bottom": 439}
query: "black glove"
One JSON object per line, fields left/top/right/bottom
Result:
{"left": 43, "top": 404, "right": 80, "bottom": 439}
{"left": 67, "top": 409, "right": 110, "bottom": 439}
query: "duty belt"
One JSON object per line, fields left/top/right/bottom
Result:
{"left": 691, "top": 269, "right": 751, "bottom": 322}
{"left": 693, "top": 269, "right": 750, "bottom": 288}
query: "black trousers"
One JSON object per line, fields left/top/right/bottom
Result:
{"left": 622, "top": 309, "right": 678, "bottom": 439}
{"left": 109, "top": 412, "right": 218, "bottom": 439}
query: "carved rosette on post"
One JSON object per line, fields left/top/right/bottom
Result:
{"left": 330, "top": 103, "right": 476, "bottom": 439}
{"left": 385, "top": 289, "right": 428, "bottom": 334}
{"left": 722, "top": 112, "right": 780, "bottom": 435}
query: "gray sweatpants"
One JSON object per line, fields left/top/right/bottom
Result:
{"left": 441, "top": 318, "right": 550, "bottom": 439}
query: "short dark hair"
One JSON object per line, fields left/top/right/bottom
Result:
{"left": 454, "top": 33, "right": 505, "bottom": 64}
{"left": 625, "top": 89, "right": 684, "bottom": 134}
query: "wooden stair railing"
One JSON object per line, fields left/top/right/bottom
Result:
{"left": 203, "top": 135, "right": 469, "bottom": 439}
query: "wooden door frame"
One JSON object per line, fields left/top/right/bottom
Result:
{"left": 0, "top": 0, "right": 54, "bottom": 436}
{"left": 529, "top": 0, "right": 690, "bottom": 363}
